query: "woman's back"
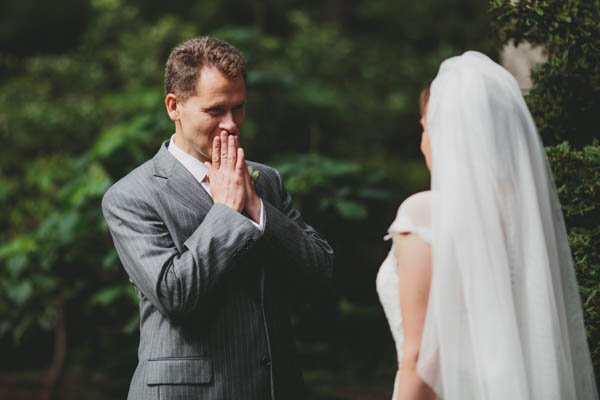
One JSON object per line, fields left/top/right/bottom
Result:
{"left": 380, "top": 51, "right": 598, "bottom": 399}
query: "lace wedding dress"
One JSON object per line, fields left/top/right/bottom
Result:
{"left": 376, "top": 191, "right": 432, "bottom": 399}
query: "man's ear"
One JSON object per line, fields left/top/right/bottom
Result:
{"left": 165, "top": 94, "right": 179, "bottom": 121}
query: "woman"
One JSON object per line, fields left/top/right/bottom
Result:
{"left": 376, "top": 51, "right": 598, "bottom": 399}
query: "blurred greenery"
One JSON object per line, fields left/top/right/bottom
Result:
{"left": 1, "top": 0, "right": 597, "bottom": 398}
{"left": 546, "top": 141, "right": 600, "bottom": 380}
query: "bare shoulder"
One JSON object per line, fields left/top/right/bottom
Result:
{"left": 398, "top": 190, "right": 433, "bottom": 214}
{"left": 393, "top": 189, "right": 433, "bottom": 266}
{"left": 396, "top": 190, "right": 433, "bottom": 230}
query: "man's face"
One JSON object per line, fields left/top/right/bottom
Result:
{"left": 173, "top": 66, "right": 246, "bottom": 162}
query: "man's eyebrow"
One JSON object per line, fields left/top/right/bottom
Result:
{"left": 202, "top": 104, "right": 225, "bottom": 112}
{"left": 204, "top": 100, "right": 246, "bottom": 109}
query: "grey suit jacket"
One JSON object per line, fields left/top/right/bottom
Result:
{"left": 102, "top": 140, "right": 334, "bottom": 400}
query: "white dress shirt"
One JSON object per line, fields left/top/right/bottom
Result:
{"left": 168, "top": 134, "right": 265, "bottom": 231}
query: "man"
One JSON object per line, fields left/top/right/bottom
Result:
{"left": 102, "top": 37, "right": 334, "bottom": 400}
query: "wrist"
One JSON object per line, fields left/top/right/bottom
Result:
{"left": 246, "top": 196, "right": 261, "bottom": 223}
{"left": 214, "top": 198, "right": 244, "bottom": 213}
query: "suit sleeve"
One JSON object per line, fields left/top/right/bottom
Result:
{"left": 102, "top": 187, "right": 263, "bottom": 321}
{"left": 261, "top": 168, "right": 334, "bottom": 289}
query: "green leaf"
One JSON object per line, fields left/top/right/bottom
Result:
{"left": 90, "top": 285, "right": 127, "bottom": 306}
{"left": 335, "top": 200, "right": 368, "bottom": 220}
{"left": 102, "top": 250, "right": 119, "bottom": 270}
{"left": 0, "top": 236, "right": 37, "bottom": 259}
{"left": 5, "top": 253, "right": 28, "bottom": 277}
{"left": 6, "top": 281, "right": 33, "bottom": 306}
{"left": 123, "top": 313, "right": 140, "bottom": 334}
{"left": 558, "top": 15, "right": 572, "bottom": 23}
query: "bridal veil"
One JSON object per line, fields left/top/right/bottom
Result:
{"left": 417, "top": 51, "right": 598, "bottom": 399}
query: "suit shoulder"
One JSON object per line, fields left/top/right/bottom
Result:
{"left": 102, "top": 160, "right": 156, "bottom": 208}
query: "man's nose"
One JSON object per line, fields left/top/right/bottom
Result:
{"left": 219, "top": 111, "right": 238, "bottom": 134}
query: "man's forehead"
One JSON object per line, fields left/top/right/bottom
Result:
{"left": 191, "top": 66, "right": 245, "bottom": 102}
{"left": 197, "top": 66, "right": 245, "bottom": 87}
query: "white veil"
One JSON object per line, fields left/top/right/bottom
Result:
{"left": 417, "top": 51, "right": 598, "bottom": 399}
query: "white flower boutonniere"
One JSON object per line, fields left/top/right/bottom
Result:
{"left": 247, "top": 165, "right": 260, "bottom": 182}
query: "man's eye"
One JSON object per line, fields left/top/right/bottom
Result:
{"left": 207, "top": 108, "right": 223, "bottom": 115}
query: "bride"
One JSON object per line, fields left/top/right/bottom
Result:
{"left": 376, "top": 51, "right": 598, "bottom": 399}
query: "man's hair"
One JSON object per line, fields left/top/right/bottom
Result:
{"left": 164, "top": 37, "right": 247, "bottom": 101}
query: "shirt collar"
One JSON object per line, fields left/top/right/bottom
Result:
{"left": 168, "top": 134, "right": 209, "bottom": 184}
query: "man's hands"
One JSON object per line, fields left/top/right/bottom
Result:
{"left": 204, "top": 132, "right": 261, "bottom": 224}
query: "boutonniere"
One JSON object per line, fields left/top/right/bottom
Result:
{"left": 247, "top": 165, "right": 260, "bottom": 182}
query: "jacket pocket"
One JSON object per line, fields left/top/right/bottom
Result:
{"left": 146, "top": 357, "right": 212, "bottom": 385}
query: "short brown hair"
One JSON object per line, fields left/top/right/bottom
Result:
{"left": 164, "top": 37, "right": 247, "bottom": 101}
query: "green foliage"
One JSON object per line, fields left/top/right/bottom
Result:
{"left": 547, "top": 142, "right": 600, "bottom": 374}
{"left": 274, "top": 154, "right": 389, "bottom": 221}
{"left": 0, "top": 1, "right": 180, "bottom": 349}
{"left": 548, "top": 142, "right": 600, "bottom": 221}
{"left": 490, "top": 0, "right": 600, "bottom": 146}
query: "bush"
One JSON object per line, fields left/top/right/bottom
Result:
{"left": 546, "top": 142, "right": 600, "bottom": 376}
{"left": 490, "top": 0, "right": 600, "bottom": 146}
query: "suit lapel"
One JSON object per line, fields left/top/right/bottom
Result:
{"left": 152, "top": 140, "right": 213, "bottom": 215}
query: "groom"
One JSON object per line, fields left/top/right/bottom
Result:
{"left": 102, "top": 37, "right": 334, "bottom": 400}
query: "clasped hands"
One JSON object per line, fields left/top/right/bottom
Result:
{"left": 204, "top": 132, "right": 261, "bottom": 224}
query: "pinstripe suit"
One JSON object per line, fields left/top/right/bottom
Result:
{"left": 102, "top": 140, "right": 334, "bottom": 400}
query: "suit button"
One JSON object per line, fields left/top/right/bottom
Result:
{"left": 262, "top": 356, "right": 271, "bottom": 368}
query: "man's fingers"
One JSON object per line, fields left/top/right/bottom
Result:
{"left": 234, "top": 136, "right": 244, "bottom": 173}
{"left": 236, "top": 147, "right": 245, "bottom": 172}
{"left": 220, "top": 132, "right": 228, "bottom": 166}
{"left": 227, "top": 134, "right": 236, "bottom": 168}
{"left": 212, "top": 137, "right": 220, "bottom": 169}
